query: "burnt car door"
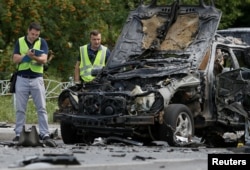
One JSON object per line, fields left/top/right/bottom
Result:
{"left": 215, "top": 45, "right": 250, "bottom": 126}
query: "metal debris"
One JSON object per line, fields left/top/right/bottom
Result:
{"left": 106, "top": 136, "right": 143, "bottom": 146}
{"left": 132, "top": 155, "right": 156, "bottom": 161}
{"left": 17, "top": 126, "right": 43, "bottom": 147}
{"left": 9, "top": 153, "right": 80, "bottom": 168}
{"left": 17, "top": 125, "right": 57, "bottom": 147}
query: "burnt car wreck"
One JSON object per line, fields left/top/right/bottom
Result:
{"left": 54, "top": 0, "right": 250, "bottom": 147}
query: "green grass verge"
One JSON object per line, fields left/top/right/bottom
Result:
{"left": 0, "top": 95, "right": 58, "bottom": 124}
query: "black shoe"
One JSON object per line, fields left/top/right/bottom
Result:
{"left": 42, "top": 136, "right": 57, "bottom": 147}
{"left": 13, "top": 136, "right": 20, "bottom": 142}
{"left": 42, "top": 136, "right": 50, "bottom": 141}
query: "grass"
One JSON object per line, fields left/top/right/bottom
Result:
{"left": 0, "top": 95, "right": 58, "bottom": 124}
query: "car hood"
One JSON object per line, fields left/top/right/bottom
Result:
{"left": 105, "top": 0, "right": 222, "bottom": 76}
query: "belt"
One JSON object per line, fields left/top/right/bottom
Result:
{"left": 18, "top": 75, "right": 38, "bottom": 79}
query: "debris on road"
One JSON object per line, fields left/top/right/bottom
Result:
{"left": 9, "top": 153, "right": 80, "bottom": 168}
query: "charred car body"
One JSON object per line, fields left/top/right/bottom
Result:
{"left": 54, "top": 0, "right": 250, "bottom": 147}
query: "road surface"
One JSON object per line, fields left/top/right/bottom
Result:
{"left": 0, "top": 123, "right": 249, "bottom": 170}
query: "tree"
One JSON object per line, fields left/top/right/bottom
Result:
{"left": 0, "top": 0, "right": 247, "bottom": 80}
{"left": 0, "top": 0, "right": 125, "bottom": 80}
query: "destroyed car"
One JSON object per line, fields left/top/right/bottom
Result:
{"left": 54, "top": 0, "right": 250, "bottom": 147}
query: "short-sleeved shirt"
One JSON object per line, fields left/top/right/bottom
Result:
{"left": 13, "top": 36, "right": 48, "bottom": 76}
{"left": 77, "top": 44, "right": 110, "bottom": 63}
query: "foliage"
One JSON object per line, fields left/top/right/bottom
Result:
{"left": 231, "top": 0, "right": 250, "bottom": 27}
{"left": 214, "top": 0, "right": 243, "bottom": 29}
{"left": 0, "top": 0, "right": 130, "bottom": 80}
{"left": 0, "top": 0, "right": 249, "bottom": 81}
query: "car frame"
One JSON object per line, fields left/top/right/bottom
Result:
{"left": 54, "top": 0, "right": 250, "bottom": 147}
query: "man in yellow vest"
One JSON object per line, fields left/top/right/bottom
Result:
{"left": 12, "top": 22, "right": 53, "bottom": 145}
{"left": 74, "top": 30, "right": 110, "bottom": 84}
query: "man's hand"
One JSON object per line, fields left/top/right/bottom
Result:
{"left": 22, "top": 55, "right": 31, "bottom": 62}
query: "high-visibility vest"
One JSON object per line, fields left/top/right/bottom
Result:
{"left": 79, "top": 45, "right": 107, "bottom": 82}
{"left": 18, "top": 37, "right": 44, "bottom": 73}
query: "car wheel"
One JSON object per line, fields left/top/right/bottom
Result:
{"left": 60, "top": 120, "right": 82, "bottom": 144}
{"left": 159, "top": 104, "right": 194, "bottom": 146}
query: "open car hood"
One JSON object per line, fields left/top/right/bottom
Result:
{"left": 106, "top": 0, "right": 222, "bottom": 72}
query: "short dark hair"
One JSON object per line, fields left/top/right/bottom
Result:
{"left": 90, "top": 30, "right": 101, "bottom": 36}
{"left": 29, "top": 22, "right": 41, "bottom": 31}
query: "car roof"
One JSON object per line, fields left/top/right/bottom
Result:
{"left": 217, "top": 28, "right": 250, "bottom": 45}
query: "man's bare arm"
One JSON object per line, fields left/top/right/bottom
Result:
{"left": 74, "top": 61, "right": 80, "bottom": 83}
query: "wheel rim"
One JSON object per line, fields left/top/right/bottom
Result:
{"left": 174, "top": 112, "right": 192, "bottom": 141}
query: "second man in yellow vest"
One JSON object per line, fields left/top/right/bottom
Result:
{"left": 74, "top": 30, "right": 110, "bottom": 84}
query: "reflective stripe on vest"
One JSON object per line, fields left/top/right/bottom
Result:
{"left": 79, "top": 45, "right": 107, "bottom": 82}
{"left": 18, "top": 37, "right": 44, "bottom": 73}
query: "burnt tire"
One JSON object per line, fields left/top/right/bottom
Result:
{"left": 60, "top": 120, "right": 82, "bottom": 144}
{"left": 159, "top": 104, "right": 194, "bottom": 146}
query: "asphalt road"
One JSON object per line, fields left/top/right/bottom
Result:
{"left": 0, "top": 123, "right": 249, "bottom": 170}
